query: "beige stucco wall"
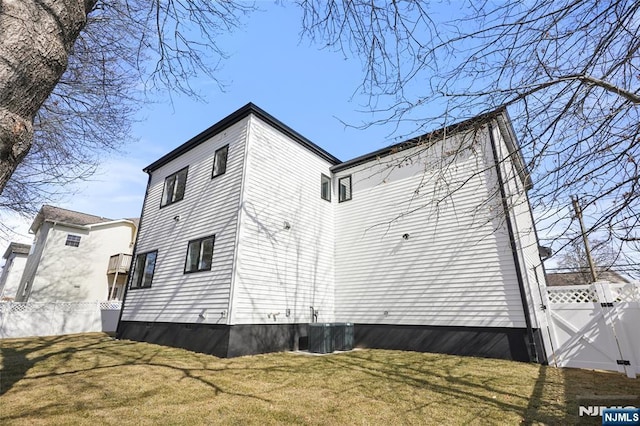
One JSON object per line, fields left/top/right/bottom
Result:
{"left": 26, "top": 221, "right": 135, "bottom": 302}
{"left": 0, "top": 253, "right": 29, "bottom": 300}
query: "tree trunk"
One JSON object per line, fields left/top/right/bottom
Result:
{"left": 0, "top": 0, "right": 96, "bottom": 195}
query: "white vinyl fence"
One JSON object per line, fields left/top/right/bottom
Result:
{"left": 0, "top": 301, "right": 122, "bottom": 339}
{"left": 546, "top": 282, "right": 640, "bottom": 378}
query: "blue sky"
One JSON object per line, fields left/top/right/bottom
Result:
{"left": 2, "top": 3, "right": 421, "bottom": 250}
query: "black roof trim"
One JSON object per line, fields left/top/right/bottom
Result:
{"left": 144, "top": 103, "right": 341, "bottom": 173}
{"left": 331, "top": 107, "right": 508, "bottom": 173}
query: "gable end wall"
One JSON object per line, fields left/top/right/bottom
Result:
{"left": 333, "top": 125, "right": 527, "bottom": 328}
{"left": 230, "top": 115, "right": 336, "bottom": 325}
{"left": 121, "top": 117, "right": 249, "bottom": 324}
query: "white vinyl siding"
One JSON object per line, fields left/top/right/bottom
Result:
{"left": 230, "top": 115, "right": 335, "bottom": 324}
{"left": 122, "top": 108, "right": 544, "bottom": 334}
{"left": 334, "top": 127, "right": 527, "bottom": 328}
{"left": 121, "top": 118, "right": 248, "bottom": 324}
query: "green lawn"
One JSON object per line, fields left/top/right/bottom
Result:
{"left": 0, "top": 333, "right": 638, "bottom": 425}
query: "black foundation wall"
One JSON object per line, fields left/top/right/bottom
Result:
{"left": 227, "top": 323, "right": 309, "bottom": 357}
{"left": 117, "top": 321, "right": 309, "bottom": 358}
{"left": 354, "top": 324, "right": 537, "bottom": 362}
{"left": 118, "top": 320, "right": 542, "bottom": 362}
{"left": 117, "top": 321, "right": 230, "bottom": 358}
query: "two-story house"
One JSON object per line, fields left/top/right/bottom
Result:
{"left": 0, "top": 242, "right": 31, "bottom": 301}
{"left": 118, "top": 103, "right": 551, "bottom": 362}
{"left": 15, "top": 205, "right": 138, "bottom": 302}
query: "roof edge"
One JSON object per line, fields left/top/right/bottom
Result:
{"left": 86, "top": 218, "right": 138, "bottom": 230}
{"left": 40, "top": 221, "right": 90, "bottom": 232}
{"left": 144, "top": 103, "right": 341, "bottom": 173}
{"left": 3, "top": 242, "right": 31, "bottom": 259}
{"left": 331, "top": 107, "right": 509, "bottom": 173}
{"left": 29, "top": 204, "right": 116, "bottom": 234}
{"left": 494, "top": 110, "right": 533, "bottom": 190}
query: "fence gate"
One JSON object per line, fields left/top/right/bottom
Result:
{"left": 546, "top": 282, "right": 640, "bottom": 378}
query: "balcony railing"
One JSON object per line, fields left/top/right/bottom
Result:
{"left": 107, "top": 253, "right": 132, "bottom": 274}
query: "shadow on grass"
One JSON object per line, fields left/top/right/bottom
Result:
{"left": 2, "top": 334, "right": 639, "bottom": 424}
{"left": 0, "top": 334, "right": 83, "bottom": 396}
{"left": 523, "top": 364, "right": 640, "bottom": 425}
{"left": 521, "top": 364, "right": 570, "bottom": 425}
{"left": 320, "top": 350, "right": 639, "bottom": 424}
{"left": 0, "top": 333, "right": 269, "bottom": 401}
{"left": 560, "top": 367, "right": 640, "bottom": 425}
{"left": 320, "top": 351, "right": 539, "bottom": 422}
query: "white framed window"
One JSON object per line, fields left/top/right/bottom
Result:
{"left": 212, "top": 145, "right": 229, "bottom": 178}
{"left": 161, "top": 167, "right": 188, "bottom": 207}
{"left": 130, "top": 250, "right": 158, "bottom": 289}
{"left": 321, "top": 174, "right": 331, "bottom": 201}
{"left": 185, "top": 235, "right": 215, "bottom": 273}
{"left": 65, "top": 234, "right": 81, "bottom": 247}
{"left": 338, "top": 175, "right": 352, "bottom": 202}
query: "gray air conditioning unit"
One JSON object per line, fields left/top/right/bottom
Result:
{"left": 309, "top": 323, "right": 334, "bottom": 354}
{"left": 333, "top": 322, "right": 354, "bottom": 351}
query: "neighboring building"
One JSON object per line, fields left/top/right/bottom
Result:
{"left": 118, "top": 103, "right": 550, "bottom": 362}
{"left": 546, "top": 271, "right": 630, "bottom": 286}
{"left": 0, "top": 242, "right": 31, "bottom": 301}
{"left": 15, "top": 206, "right": 138, "bottom": 302}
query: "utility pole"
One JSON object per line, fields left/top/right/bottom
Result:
{"left": 571, "top": 195, "right": 598, "bottom": 283}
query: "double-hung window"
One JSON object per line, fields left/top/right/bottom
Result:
{"left": 161, "top": 167, "right": 188, "bottom": 207}
{"left": 185, "top": 235, "right": 215, "bottom": 273}
{"left": 65, "top": 234, "right": 81, "bottom": 247}
{"left": 321, "top": 174, "right": 331, "bottom": 201}
{"left": 338, "top": 175, "right": 352, "bottom": 202}
{"left": 130, "top": 250, "right": 158, "bottom": 289}
{"left": 212, "top": 145, "right": 229, "bottom": 178}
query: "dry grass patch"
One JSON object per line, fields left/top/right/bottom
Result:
{"left": 1, "top": 333, "right": 638, "bottom": 425}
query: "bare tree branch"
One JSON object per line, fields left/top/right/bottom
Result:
{"left": 297, "top": 0, "right": 640, "bottom": 266}
{"left": 0, "top": 0, "right": 255, "bottom": 217}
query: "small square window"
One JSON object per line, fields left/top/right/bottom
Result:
{"left": 338, "top": 175, "right": 352, "bottom": 202}
{"left": 161, "top": 167, "right": 188, "bottom": 207}
{"left": 321, "top": 174, "right": 331, "bottom": 202}
{"left": 65, "top": 234, "right": 81, "bottom": 247}
{"left": 130, "top": 250, "right": 158, "bottom": 289}
{"left": 185, "top": 235, "right": 215, "bottom": 273}
{"left": 212, "top": 145, "right": 229, "bottom": 178}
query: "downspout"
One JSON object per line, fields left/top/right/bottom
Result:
{"left": 115, "top": 173, "right": 152, "bottom": 338}
{"left": 487, "top": 121, "right": 538, "bottom": 363}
